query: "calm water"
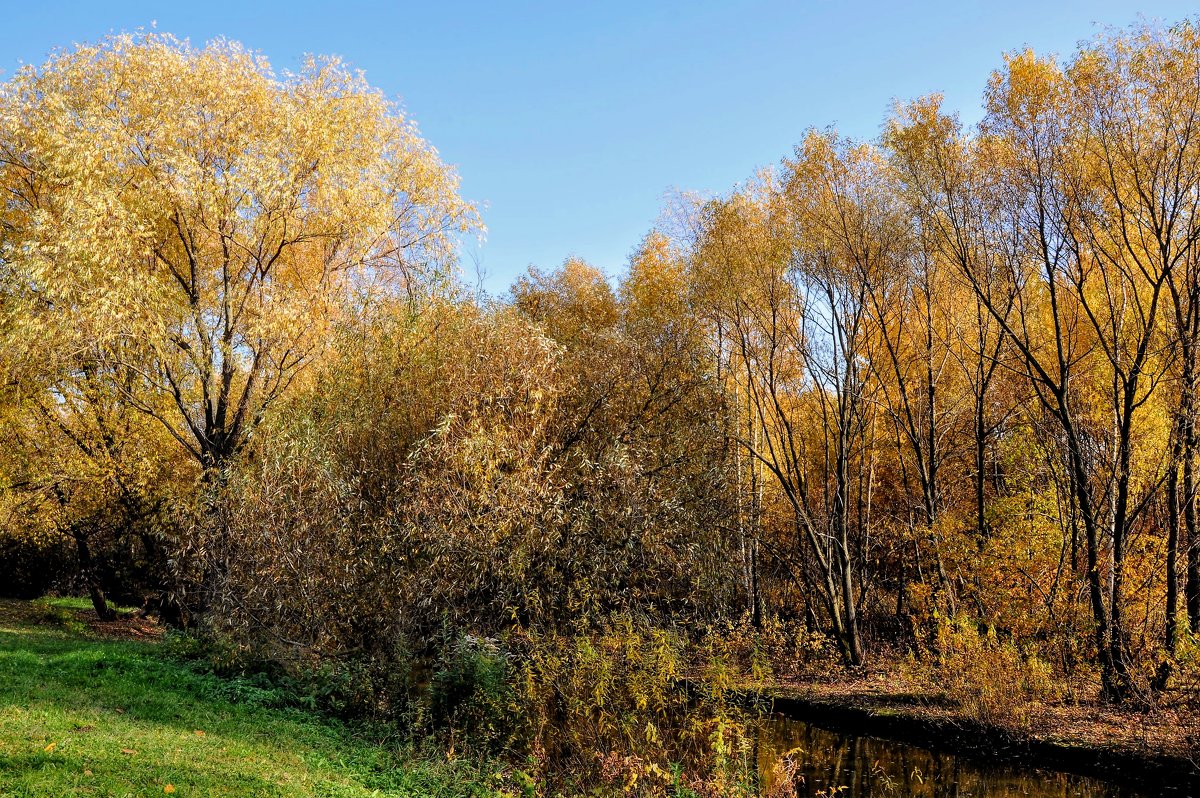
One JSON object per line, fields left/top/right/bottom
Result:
{"left": 755, "top": 716, "right": 1149, "bottom": 797}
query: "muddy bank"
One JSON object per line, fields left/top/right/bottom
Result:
{"left": 749, "top": 680, "right": 1200, "bottom": 795}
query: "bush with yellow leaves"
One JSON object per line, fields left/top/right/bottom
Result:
{"left": 513, "top": 617, "right": 758, "bottom": 796}
{"left": 917, "top": 615, "right": 1061, "bottom": 731}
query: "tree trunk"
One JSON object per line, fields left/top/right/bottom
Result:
{"left": 1166, "top": 444, "right": 1181, "bottom": 656}
{"left": 74, "top": 531, "right": 115, "bottom": 621}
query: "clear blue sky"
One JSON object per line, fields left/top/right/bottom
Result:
{"left": 1, "top": 1, "right": 1195, "bottom": 294}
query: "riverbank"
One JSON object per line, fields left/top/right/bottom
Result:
{"left": 0, "top": 598, "right": 498, "bottom": 797}
{"left": 8, "top": 598, "right": 1197, "bottom": 796}
{"left": 748, "top": 671, "right": 1200, "bottom": 795}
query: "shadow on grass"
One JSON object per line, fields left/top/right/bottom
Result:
{"left": 0, "top": 616, "right": 489, "bottom": 797}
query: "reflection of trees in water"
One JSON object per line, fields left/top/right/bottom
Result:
{"left": 755, "top": 718, "right": 1126, "bottom": 797}
{"left": 533, "top": 701, "right": 1129, "bottom": 795}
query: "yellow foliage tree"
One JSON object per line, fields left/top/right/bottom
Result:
{"left": 0, "top": 33, "right": 479, "bottom": 473}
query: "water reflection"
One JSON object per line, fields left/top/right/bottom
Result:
{"left": 756, "top": 717, "right": 1144, "bottom": 797}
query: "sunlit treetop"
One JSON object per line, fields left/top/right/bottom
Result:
{"left": 0, "top": 33, "right": 481, "bottom": 469}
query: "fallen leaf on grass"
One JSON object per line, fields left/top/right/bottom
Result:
{"left": 193, "top": 730, "right": 205, "bottom": 737}
{"left": 83, "top": 769, "right": 93, "bottom": 776}
{"left": 121, "top": 748, "right": 137, "bottom": 755}
{"left": 43, "top": 742, "right": 56, "bottom": 752}
{"left": 164, "top": 785, "right": 176, "bottom": 794}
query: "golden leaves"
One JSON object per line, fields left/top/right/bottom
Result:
{"left": 0, "top": 32, "right": 480, "bottom": 468}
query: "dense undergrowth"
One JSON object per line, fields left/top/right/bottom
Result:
{"left": 176, "top": 613, "right": 786, "bottom": 796}
{"left": 2, "top": 599, "right": 809, "bottom": 797}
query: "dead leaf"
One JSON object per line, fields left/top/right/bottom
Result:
{"left": 121, "top": 748, "right": 137, "bottom": 755}
{"left": 43, "top": 742, "right": 56, "bottom": 752}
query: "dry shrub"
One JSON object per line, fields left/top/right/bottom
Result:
{"left": 514, "top": 618, "right": 757, "bottom": 796}
{"left": 920, "top": 615, "right": 1061, "bottom": 730}
{"left": 706, "top": 616, "right": 840, "bottom": 683}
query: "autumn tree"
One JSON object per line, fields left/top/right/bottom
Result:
{"left": 692, "top": 156, "right": 878, "bottom": 666}
{"left": 514, "top": 254, "right": 739, "bottom": 623}
{"left": 0, "top": 33, "right": 478, "bottom": 477}
{"left": 963, "top": 31, "right": 1199, "bottom": 699}
{"left": 883, "top": 97, "right": 1030, "bottom": 628}
{"left": 0, "top": 357, "right": 180, "bottom": 618}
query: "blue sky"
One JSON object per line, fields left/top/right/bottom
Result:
{"left": 1, "top": 1, "right": 1195, "bottom": 294}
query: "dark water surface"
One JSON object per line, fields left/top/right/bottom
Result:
{"left": 755, "top": 716, "right": 1150, "bottom": 797}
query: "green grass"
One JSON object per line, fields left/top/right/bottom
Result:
{"left": 0, "top": 600, "right": 498, "bottom": 797}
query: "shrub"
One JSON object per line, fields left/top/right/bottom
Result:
{"left": 921, "top": 615, "right": 1061, "bottom": 730}
{"left": 705, "top": 616, "right": 839, "bottom": 682}
{"left": 0, "top": 533, "right": 74, "bottom": 599}
{"left": 429, "top": 634, "right": 517, "bottom": 753}
{"left": 514, "top": 618, "right": 756, "bottom": 795}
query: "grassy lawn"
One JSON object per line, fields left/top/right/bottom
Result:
{"left": 0, "top": 599, "right": 495, "bottom": 797}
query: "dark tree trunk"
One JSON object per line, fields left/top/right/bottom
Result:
{"left": 74, "top": 531, "right": 115, "bottom": 621}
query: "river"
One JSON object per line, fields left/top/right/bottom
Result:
{"left": 755, "top": 715, "right": 1151, "bottom": 797}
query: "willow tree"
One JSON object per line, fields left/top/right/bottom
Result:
{"left": 970, "top": 29, "right": 1194, "bottom": 699}
{"left": 883, "top": 97, "right": 1020, "bottom": 551}
{"left": 693, "top": 148, "right": 881, "bottom": 667}
{"left": 0, "top": 33, "right": 478, "bottom": 476}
